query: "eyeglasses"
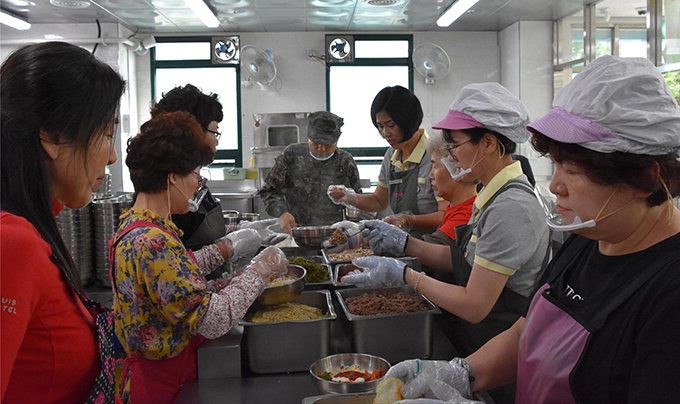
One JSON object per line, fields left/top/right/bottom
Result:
{"left": 445, "top": 139, "right": 472, "bottom": 157}
{"left": 191, "top": 171, "right": 208, "bottom": 190}
{"left": 207, "top": 129, "right": 221, "bottom": 141}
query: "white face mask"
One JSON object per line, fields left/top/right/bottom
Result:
{"left": 440, "top": 156, "right": 472, "bottom": 181}
{"left": 309, "top": 150, "right": 335, "bottom": 161}
{"left": 544, "top": 189, "right": 632, "bottom": 232}
{"left": 186, "top": 187, "right": 208, "bottom": 212}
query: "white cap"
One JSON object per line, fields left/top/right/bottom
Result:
{"left": 433, "top": 82, "right": 531, "bottom": 144}
{"left": 528, "top": 55, "right": 680, "bottom": 155}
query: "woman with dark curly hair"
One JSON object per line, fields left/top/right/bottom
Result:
{"left": 1, "top": 41, "right": 125, "bottom": 402}
{"left": 383, "top": 56, "right": 680, "bottom": 403}
{"left": 111, "top": 111, "right": 287, "bottom": 403}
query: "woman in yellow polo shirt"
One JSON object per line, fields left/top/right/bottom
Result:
{"left": 328, "top": 86, "right": 444, "bottom": 237}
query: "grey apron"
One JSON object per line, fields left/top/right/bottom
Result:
{"left": 389, "top": 163, "right": 428, "bottom": 239}
{"left": 446, "top": 180, "right": 536, "bottom": 356}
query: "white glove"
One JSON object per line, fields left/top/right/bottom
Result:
{"left": 362, "top": 220, "right": 409, "bottom": 257}
{"left": 341, "top": 256, "right": 406, "bottom": 288}
{"left": 322, "top": 221, "right": 366, "bottom": 252}
{"left": 239, "top": 218, "right": 288, "bottom": 245}
{"left": 327, "top": 184, "right": 358, "bottom": 208}
{"left": 245, "top": 246, "right": 288, "bottom": 280}
{"left": 225, "top": 229, "right": 262, "bottom": 262}
{"left": 387, "top": 359, "right": 474, "bottom": 402}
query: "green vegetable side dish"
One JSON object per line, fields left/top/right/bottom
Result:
{"left": 289, "top": 257, "right": 329, "bottom": 283}
{"left": 318, "top": 371, "right": 333, "bottom": 381}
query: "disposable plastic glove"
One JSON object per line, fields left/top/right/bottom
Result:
{"left": 384, "top": 213, "right": 414, "bottom": 231}
{"left": 386, "top": 359, "right": 473, "bottom": 401}
{"left": 224, "top": 229, "right": 263, "bottom": 262}
{"left": 245, "top": 246, "right": 288, "bottom": 280}
{"left": 341, "top": 256, "right": 406, "bottom": 288}
{"left": 239, "top": 218, "right": 288, "bottom": 245}
{"left": 362, "top": 220, "right": 409, "bottom": 257}
{"left": 327, "top": 184, "right": 358, "bottom": 208}
{"left": 322, "top": 221, "right": 365, "bottom": 252}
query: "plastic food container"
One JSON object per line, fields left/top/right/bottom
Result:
{"left": 335, "top": 287, "right": 440, "bottom": 363}
{"left": 239, "top": 290, "right": 337, "bottom": 373}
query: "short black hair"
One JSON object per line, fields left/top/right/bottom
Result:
{"left": 151, "top": 84, "right": 223, "bottom": 131}
{"left": 370, "top": 85, "right": 423, "bottom": 142}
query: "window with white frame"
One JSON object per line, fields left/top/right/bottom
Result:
{"left": 151, "top": 38, "right": 241, "bottom": 171}
{"left": 327, "top": 35, "right": 413, "bottom": 185}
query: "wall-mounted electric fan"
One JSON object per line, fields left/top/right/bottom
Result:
{"left": 413, "top": 42, "right": 451, "bottom": 85}
{"left": 240, "top": 45, "right": 280, "bottom": 90}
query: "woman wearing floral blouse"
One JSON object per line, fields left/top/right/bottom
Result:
{"left": 111, "top": 111, "right": 287, "bottom": 403}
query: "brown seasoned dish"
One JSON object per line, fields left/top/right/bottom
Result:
{"left": 327, "top": 228, "right": 349, "bottom": 246}
{"left": 328, "top": 248, "right": 374, "bottom": 262}
{"left": 345, "top": 291, "right": 430, "bottom": 316}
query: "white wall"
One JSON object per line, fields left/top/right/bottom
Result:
{"left": 2, "top": 25, "right": 556, "bottom": 191}
{"left": 499, "top": 21, "right": 554, "bottom": 188}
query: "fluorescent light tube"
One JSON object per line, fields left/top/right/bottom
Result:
{"left": 184, "top": 0, "right": 220, "bottom": 28}
{"left": 436, "top": 0, "right": 479, "bottom": 27}
{"left": 0, "top": 10, "right": 31, "bottom": 30}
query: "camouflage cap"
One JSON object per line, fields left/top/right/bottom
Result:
{"left": 308, "top": 111, "right": 344, "bottom": 145}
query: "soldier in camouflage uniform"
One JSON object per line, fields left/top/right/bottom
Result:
{"left": 258, "top": 111, "right": 362, "bottom": 233}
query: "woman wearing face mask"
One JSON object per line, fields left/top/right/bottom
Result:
{"left": 380, "top": 56, "right": 680, "bottom": 404}
{"left": 112, "top": 111, "right": 288, "bottom": 403}
{"left": 1, "top": 41, "right": 125, "bottom": 403}
{"left": 258, "top": 111, "right": 362, "bottom": 233}
{"left": 341, "top": 83, "right": 550, "bottom": 366}
{"left": 150, "top": 85, "right": 267, "bottom": 278}
{"left": 328, "top": 86, "right": 445, "bottom": 238}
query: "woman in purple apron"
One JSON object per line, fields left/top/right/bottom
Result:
{"left": 382, "top": 56, "right": 680, "bottom": 403}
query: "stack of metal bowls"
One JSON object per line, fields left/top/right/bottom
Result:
{"left": 92, "top": 193, "right": 133, "bottom": 287}
{"left": 55, "top": 204, "right": 94, "bottom": 287}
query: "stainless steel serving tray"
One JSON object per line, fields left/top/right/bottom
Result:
{"left": 335, "top": 287, "right": 441, "bottom": 364}
{"left": 284, "top": 251, "right": 333, "bottom": 288}
{"left": 322, "top": 249, "right": 420, "bottom": 270}
{"left": 239, "top": 290, "right": 337, "bottom": 374}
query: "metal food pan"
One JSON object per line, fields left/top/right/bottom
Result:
{"left": 332, "top": 258, "right": 421, "bottom": 288}
{"left": 322, "top": 249, "right": 420, "bottom": 271}
{"left": 239, "top": 290, "right": 337, "bottom": 374}
{"left": 335, "top": 287, "right": 440, "bottom": 364}
{"left": 285, "top": 255, "right": 333, "bottom": 288}
{"left": 279, "top": 246, "right": 323, "bottom": 257}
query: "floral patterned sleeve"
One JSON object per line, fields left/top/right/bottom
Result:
{"left": 198, "top": 268, "right": 266, "bottom": 339}
{"left": 192, "top": 244, "right": 225, "bottom": 276}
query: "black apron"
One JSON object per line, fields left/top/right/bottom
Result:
{"left": 443, "top": 180, "right": 537, "bottom": 356}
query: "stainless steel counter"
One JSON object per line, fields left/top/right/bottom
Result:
{"left": 176, "top": 314, "right": 460, "bottom": 404}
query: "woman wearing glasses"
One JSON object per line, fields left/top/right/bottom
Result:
{"left": 342, "top": 83, "right": 550, "bottom": 370}
{"left": 112, "top": 111, "right": 287, "bottom": 403}
{"left": 151, "top": 84, "right": 268, "bottom": 276}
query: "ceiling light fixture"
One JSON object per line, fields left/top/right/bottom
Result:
{"left": 436, "top": 0, "right": 479, "bottom": 27}
{"left": 49, "top": 0, "right": 91, "bottom": 8}
{"left": 183, "top": 0, "right": 220, "bottom": 28}
{"left": 0, "top": 9, "right": 30, "bottom": 30}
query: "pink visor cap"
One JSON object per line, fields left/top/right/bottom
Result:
{"left": 432, "top": 110, "right": 486, "bottom": 131}
{"left": 527, "top": 106, "right": 617, "bottom": 144}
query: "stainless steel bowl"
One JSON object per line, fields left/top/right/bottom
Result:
{"left": 240, "top": 212, "right": 260, "bottom": 222}
{"left": 257, "top": 264, "right": 306, "bottom": 305}
{"left": 309, "top": 353, "right": 390, "bottom": 394}
{"left": 292, "top": 226, "right": 336, "bottom": 249}
{"left": 344, "top": 206, "right": 377, "bottom": 222}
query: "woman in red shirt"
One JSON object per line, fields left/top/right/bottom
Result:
{"left": 1, "top": 42, "right": 125, "bottom": 402}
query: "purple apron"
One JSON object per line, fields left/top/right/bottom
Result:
{"left": 516, "top": 235, "right": 669, "bottom": 403}
{"left": 516, "top": 284, "right": 586, "bottom": 403}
